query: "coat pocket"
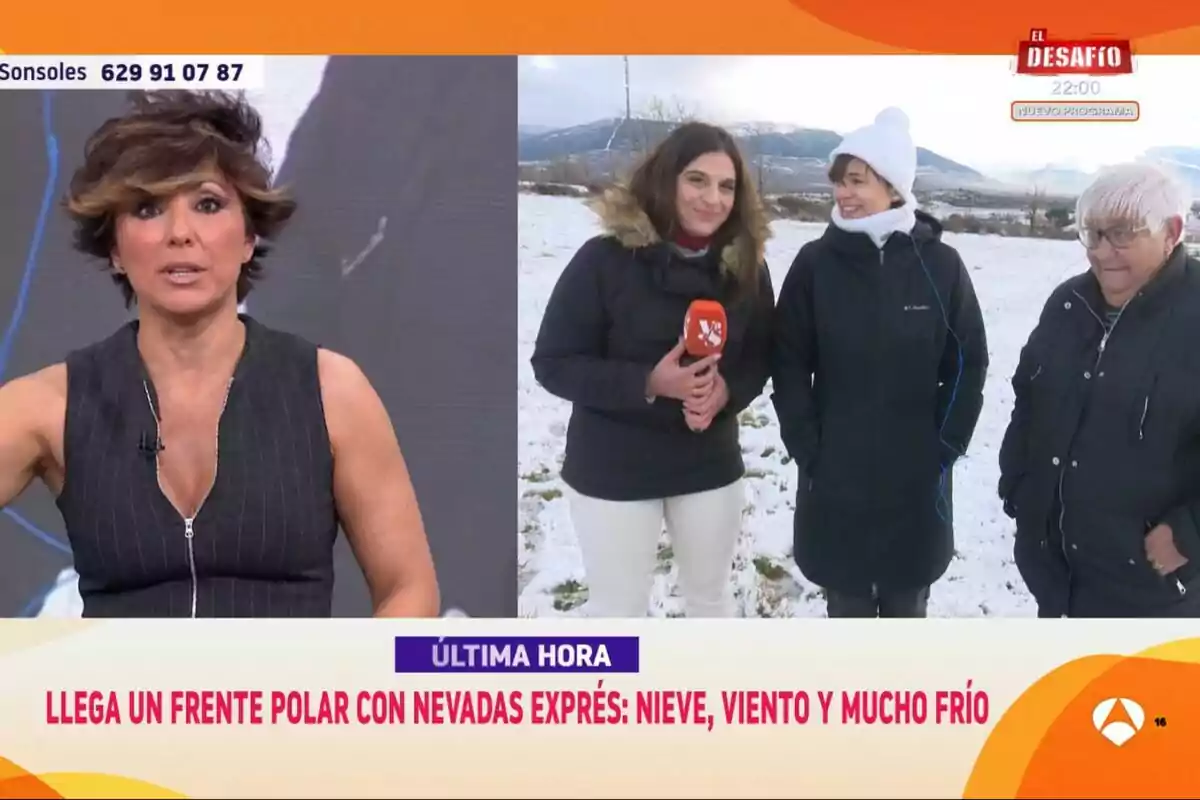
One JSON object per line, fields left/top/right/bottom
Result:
{"left": 1135, "top": 352, "right": 1200, "bottom": 439}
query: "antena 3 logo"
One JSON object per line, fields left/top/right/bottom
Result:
{"left": 1092, "top": 698, "right": 1145, "bottom": 746}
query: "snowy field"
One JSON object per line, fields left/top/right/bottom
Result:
{"left": 517, "top": 192, "right": 1090, "bottom": 619}
{"left": 923, "top": 201, "right": 1032, "bottom": 220}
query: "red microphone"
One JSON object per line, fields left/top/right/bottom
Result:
{"left": 683, "top": 299, "right": 727, "bottom": 363}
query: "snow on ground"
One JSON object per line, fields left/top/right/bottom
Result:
{"left": 517, "top": 192, "right": 1089, "bottom": 619}
{"left": 923, "top": 201, "right": 1030, "bottom": 220}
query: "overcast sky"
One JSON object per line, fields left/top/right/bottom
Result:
{"left": 518, "top": 55, "right": 1200, "bottom": 174}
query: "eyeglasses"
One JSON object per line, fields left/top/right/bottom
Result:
{"left": 1077, "top": 223, "right": 1149, "bottom": 249}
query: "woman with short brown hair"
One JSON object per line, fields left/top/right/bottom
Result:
{"left": 0, "top": 90, "right": 439, "bottom": 618}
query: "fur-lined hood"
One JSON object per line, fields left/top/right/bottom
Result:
{"left": 586, "top": 184, "right": 772, "bottom": 281}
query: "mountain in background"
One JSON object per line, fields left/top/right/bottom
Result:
{"left": 1141, "top": 147, "right": 1200, "bottom": 194}
{"left": 519, "top": 118, "right": 1200, "bottom": 204}
{"left": 991, "top": 148, "right": 1200, "bottom": 198}
{"left": 991, "top": 165, "right": 1096, "bottom": 197}
{"left": 517, "top": 123, "right": 557, "bottom": 136}
{"left": 517, "top": 116, "right": 1016, "bottom": 196}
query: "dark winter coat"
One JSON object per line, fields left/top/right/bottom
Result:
{"left": 999, "top": 245, "right": 1200, "bottom": 617}
{"left": 530, "top": 185, "right": 775, "bottom": 502}
{"left": 771, "top": 211, "right": 989, "bottom": 596}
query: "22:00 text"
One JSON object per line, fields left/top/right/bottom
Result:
{"left": 1050, "top": 79, "right": 1103, "bottom": 96}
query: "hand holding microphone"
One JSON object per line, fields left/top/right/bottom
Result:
{"left": 683, "top": 299, "right": 728, "bottom": 362}
{"left": 684, "top": 373, "right": 729, "bottom": 431}
{"left": 646, "top": 340, "right": 719, "bottom": 403}
{"left": 680, "top": 299, "right": 730, "bottom": 431}
{"left": 645, "top": 299, "right": 727, "bottom": 404}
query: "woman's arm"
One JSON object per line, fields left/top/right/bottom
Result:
{"left": 0, "top": 367, "right": 62, "bottom": 508}
{"left": 936, "top": 254, "right": 989, "bottom": 469}
{"left": 687, "top": 265, "right": 776, "bottom": 430}
{"left": 319, "top": 349, "right": 440, "bottom": 617}
{"left": 998, "top": 296, "right": 1054, "bottom": 517}
{"left": 770, "top": 249, "right": 821, "bottom": 474}
{"left": 721, "top": 265, "right": 775, "bottom": 417}
{"left": 530, "top": 238, "right": 658, "bottom": 410}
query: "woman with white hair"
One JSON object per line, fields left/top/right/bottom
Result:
{"left": 1000, "top": 161, "right": 1200, "bottom": 618}
{"left": 771, "top": 108, "right": 989, "bottom": 618}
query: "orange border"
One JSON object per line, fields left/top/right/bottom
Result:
{"left": 1010, "top": 99, "right": 1142, "bottom": 122}
{"left": 966, "top": 639, "right": 1200, "bottom": 798}
{"left": 1, "top": 1, "right": 1200, "bottom": 54}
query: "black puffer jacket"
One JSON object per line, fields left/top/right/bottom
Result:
{"left": 531, "top": 186, "right": 775, "bottom": 502}
{"left": 771, "top": 211, "right": 989, "bottom": 596}
{"left": 999, "top": 245, "right": 1200, "bottom": 617}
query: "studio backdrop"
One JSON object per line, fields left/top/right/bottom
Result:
{"left": 0, "top": 56, "right": 517, "bottom": 618}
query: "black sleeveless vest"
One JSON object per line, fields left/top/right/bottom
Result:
{"left": 56, "top": 316, "right": 339, "bottom": 617}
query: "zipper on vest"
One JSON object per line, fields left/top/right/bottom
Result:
{"left": 183, "top": 517, "right": 198, "bottom": 616}
{"left": 143, "top": 378, "right": 235, "bottom": 619}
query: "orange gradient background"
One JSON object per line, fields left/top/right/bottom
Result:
{"left": 967, "top": 638, "right": 1200, "bottom": 799}
{"left": 0, "top": 1, "right": 1198, "bottom": 54}
{"left": 0, "top": 754, "right": 183, "bottom": 799}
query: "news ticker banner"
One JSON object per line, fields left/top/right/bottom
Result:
{"left": 0, "top": 622, "right": 1198, "bottom": 799}
{"left": 1, "top": 3, "right": 1200, "bottom": 54}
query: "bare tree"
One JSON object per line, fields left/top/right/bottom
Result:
{"left": 631, "top": 95, "right": 698, "bottom": 157}
{"left": 1045, "top": 205, "right": 1072, "bottom": 230}
{"left": 1026, "top": 186, "right": 1045, "bottom": 234}
{"left": 738, "top": 123, "right": 773, "bottom": 200}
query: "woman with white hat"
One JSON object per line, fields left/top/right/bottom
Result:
{"left": 771, "top": 108, "right": 990, "bottom": 618}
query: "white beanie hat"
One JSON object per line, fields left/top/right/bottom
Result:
{"left": 828, "top": 107, "right": 917, "bottom": 207}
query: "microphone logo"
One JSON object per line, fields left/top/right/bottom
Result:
{"left": 684, "top": 299, "right": 728, "bottom": 357}
{"left": 699, "top": 319, "right": 723, "bottom": 349}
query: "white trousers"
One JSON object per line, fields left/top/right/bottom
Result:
{"left": 566, "top": 480, "right": 744, "bottom": 618}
